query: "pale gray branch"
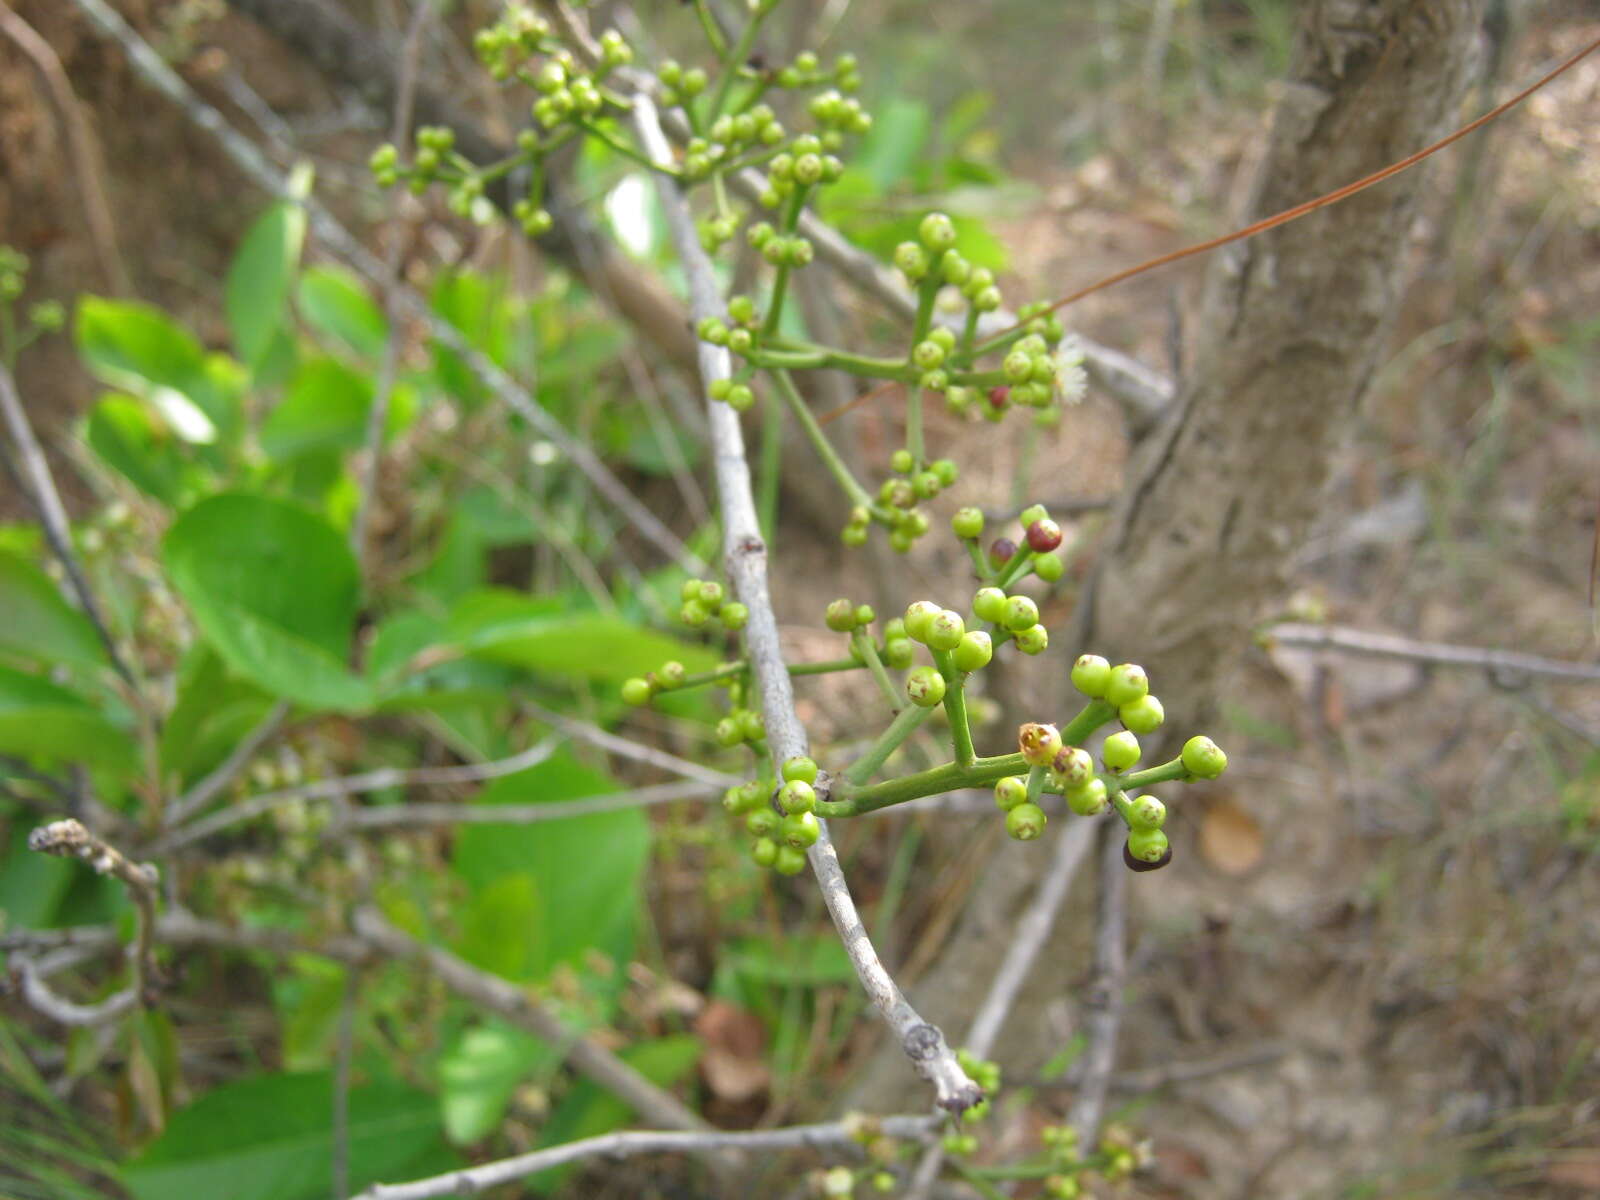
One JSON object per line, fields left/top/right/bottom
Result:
{"left": 1068, "top": 824, "right": 1128, "bottom": 1145}
{"left": 1268, "top": 622, "right": 1600, "bottom": 684}
{"left": 353, "top": 1114, "right": 941, "bottom": 1200}
{"left": 631, "top": 92, "right": 980, "bottom": 1114}
{"left": 522, "top": 701, "right": 740, "bottom": 788}
{"left": 65, "top": 0, "right": 702, "bottom": 576}
{"left": 8, "top": 957, "right": 138, "bottom": 1027}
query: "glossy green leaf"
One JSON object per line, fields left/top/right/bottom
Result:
{"left": 260, "top": 358, "right": 372, "bottom": 461}
{"left": 75, "top": 298, "right": 236, "bottom": 444}
{"left": 438, "top": 1022, "right": 551, "bottom": 1144}
{"left": 0, "top": 665, "right": 136, "bottom": 770}
{"left": 297, "top": 265, "right": 387, "bottom": 360}
{"left": 446, "top": 589, "right": 717, "bottom": 684}
{"left": 123, "top": 1071, "right": 454, "bottom": 1200}
{"left": 452, "top": 753, "right": 649, "bottom": 982}
{"left": 226, "top": 202, "right": 306, "bottom": 367}
{"left": 83, "top": 394, "right": 193, "bottom": 504}
{"left": 0, "top": 551, "right": 106, "bottom": 671}
{"left": 163, "top": 493, "right": 373, "bottom": 711}
{"left": 456, "top": 873, "right": 543, "bottom": 981}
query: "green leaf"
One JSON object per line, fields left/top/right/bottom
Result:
{"left": 0, "top": 823, "right": 77, "bottom": 929}
{"left": 273, "top": 958, "right": 348, "bottom": 1072}
{"left": 83, "top": 394, "right": 194, "bottom": 504}
{"left": 0, "top": 551, "right": 106, "bottom": 672}
{"left": 297, "top": 266, "right": 388, "bottom": 360}
{"left": 226, "top": 202, "right": 306, "bottom": 367}
{"left": 163, "top": 493, "right": 373, "bottom": 712}
{"left": 75, "top": 298, "right": 236, "bottom": 445}
{"left": 158, "top": 645, "right": 271, "bottom": 788}
{"left": 438, "top": 1022, "right": 551, "bottom": 1145}
{"left": 123, "top": 1071, "right": 455, "bottom": 1200}
{"left": 260, "top": 358, "right": 372, "bottom": 461}
{"left": 0, "top": 665, "right": 136, "bottom": 770}
{"left": 527, "top": 1036, "right": 699, "bottom": 1193}
{"left": 446, "top": 590, "right": 717, "bottom": 685}
{"left": 455, "top": 873, "right": 543, "bottom": 981}
{"left": 452, "top": 753, "right": 650, "bottom": 983}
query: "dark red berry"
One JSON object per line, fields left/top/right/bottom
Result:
{"left": 987, "top": 385, "right": 1010, "bottom": 411}
{"left": 1025, "top": 518, "right": 1063, "bottom": 553}
{"left": 988, "top": 537, "right": 1017, "bottom": 569}
{"left": 1122, "top": 842, "right": 1173, "bottom": 873}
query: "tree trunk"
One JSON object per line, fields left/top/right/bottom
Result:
{"left": 848, "top": 0, "right": 1484, "bottom": 1123}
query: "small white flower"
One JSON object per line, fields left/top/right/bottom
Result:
{"left": 1053, "top": 334, "right": 1089, "bottom": 405}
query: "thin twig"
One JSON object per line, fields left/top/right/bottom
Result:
{"left": 7, "top": 957, "right": 139, "bottom": 1026}
{"left": 332, "top": 967, "right": 359, "bottom": 1200}
{"left": 334, "top": 779, "right": 716, "bottom": 830}
{"left": 0, "top": 363, "right": 134, "bottom": 684}
{"left": 1035, "top": 1041, "right": 1289, "bottom": 1095}
{"left": 523, "top": 700, "right": 741, "bottom": 788}
{"left": 904, "top": 817, "right": 1100, "bottom": 1197}
{"left": 351, "top": 0, "right": 435, "bottom": 575}
{"left": 165, "top": 700, "right": 290, "bottom": 826}
{"left": 630, "top": 90, "right": 981, "bottom": 1113}
{"left": 0, "top": 1, "right": 130, "bottom": 293}
{"left": 1267, "top": 622, "right": 1600, "bottom": 684}
{"left": 1068, "top": 824, "right": 1128, "bottom": 1146}
{"left": 351, "top": 907, "right": 708, "bottom": 1133}
{"left": 352, "top": 1114, "right": 942, "bottom": 1200}
{"left": 25, "top": 818, "right": 160, "bottom": 1007}
{"left": 152, "top": 738, "right": 562, "bottom": 853}
{"left": 65, "top": 0, "right": 703, "bottom": 576}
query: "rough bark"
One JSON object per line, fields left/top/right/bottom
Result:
{"left": 848, "top": 0, "right": 1484, "bottom": 1117}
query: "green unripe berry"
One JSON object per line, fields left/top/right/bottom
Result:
{"left": 883, "top": 637, "right": 915, "bottom": 670}
{"left": 1006, "top": 802, "right": 1047, "bottom": 841}
{"left": 941, "top": 250, "right": 971, "bottom": 285}
{"left": 952, "top": 507, "right": 984, "bottom": 540}
{"left": 781, "top": 756, "right": 819, "bottom": 784}
{"left": 1019, "top": 503, "right": 1048, "bottom": 527}
{"left": 715, "top": 716, "right": 744, "bottom": 747}
{"left": 904, "top": 600, "right": 941, "bottom": 644}
{"left": 681, "top": 67, "right": 708, "bottom": 96}
{"left": 918, "top": 211, "right": 958, "bottom": 251}
{"left": 1065, "top": 777, "right": 1109, "bottom": 816}
{"left": 1102, "top": 730, "right": 1141, "bottom": 771}
{"left": 747, "top": 221, "right": 775, "bottom": 249}
{"left": 658, "top": 661, "right": 687, "bottom": 689}
{"left": 889, "top": 448, "right": 914, "bottom": 474}
{"left": 726, "top": 384, "right": 755, "bottom": 412}
{"left": 926, "top": 609, "right": 966, "bottom": 651}
{"left": 994, "top": 776, "right": 1029, "bottom": 811}
{"left": 1126, "top": 826, "right": 1169, "bottom": 863}
{"left": 726, "top": 327, "right": 753, "bottom": 354}
{"left": 1130, "top": 793, "right": 1166, "bottom": 829}
{"left": 825, "top": 598, "right": 857, "bottom": 632}
{"left": 854, "top": 604, "right": 876, "bottom": 628}
{"left": 928, "top": 327, "right": 957, "bottom": 352}
{"left": 906, "top": 666, "right": 946, "bottom": 708}
{"left": 1104, "top": 663, "right": 1150, "bottom": 708}
{"left": 727, "top": 294, "right": 756, "bottom": 324}
{"left": 778, "top": 779, "right": 816, "bottom": 815}
{"left": 1119, "top": 693, "right": 1165, "bottom": 734}
{"left": 1018, "top": 722, "right": 1062, "bottom": 767}
{"left": 974, "top": 286, "right": 1002, "bottom": 312}
{"left": 681, "top": 578, "right": 704, "bottom": 602}
{"left": 1001, "top": 595, "right": 1039, "bottom": 632}
{"left": 1033, "top": 552, "right": 1064, "bottom": 582}
{"left": 883, "top": 618, "right": 907, "bottom": 640}
{"left": 912, "top": 471, "right": 942, "bottom": 500}
{"left": 681, "top": 600, "right": 711, "bottom": 628}
{"left": 912, "top": 339, "right": 946, "bottom": 370}
{"left": 1014, "top": 623, "right": 1049, "bottom": 654}
{"left": 931, "top": 458, "right": 958, "bottom": 486}
{"left": 1181, "top": 735, "right": 1228, "bottom": 779}
{"left": 721, "top": 602, "right": 749, "bottom": 630}
{"left": 621, "top": 677, "right": 652, "bottom": 706}
{"left": 972, "top": 587, "right": 1007, "bottom": 624}
{"left": 954, "top": 631, "right": 993, "bottom": 673}
{"left": 697, "top": 581, "right": 725, "bottom": 609}
{"left": 746, "top": 808, "right": 778, "bottom": 838}
{"left": 752, "top": 837, "right": 778, "bottom": 868}
{"left": 740, "top": 710, "right": 766, "bottom": 741}
{"left": 1003, "top": 350, "right": 1034, "bottom": 384}
{"left": 1050, "top": 746, "right": 1094, "bottom": 788}
{"left": 1071, "top": 654, "right": 1111, "bottom": 697}
{"left": 893, "top": 241, "right": 929, "bottom": 281}
{"left": 773, "top": 844, "right": 808, "bottom": 875}
{"left": 841, "top": 524, "right": 867, "bottom": 547}
{"left": 782, "top": 810, "right": 820, "bottom": 848}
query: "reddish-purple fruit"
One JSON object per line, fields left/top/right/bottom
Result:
{"left": 1025, "top": 518, "right": 1063, "bottom": 553}
{"left": 988, "top": 538, "right": 1017, "bottom": 570}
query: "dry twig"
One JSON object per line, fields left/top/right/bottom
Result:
{"left": 1067, "top": 824, "right": 1128, "bottom": 1145}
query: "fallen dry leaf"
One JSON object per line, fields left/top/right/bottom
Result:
{"left": 694, "top": 999, "right": 770, "bottom": 1103}
{"left": 1199, "top": 795, "right": 1264, "bottom": 875}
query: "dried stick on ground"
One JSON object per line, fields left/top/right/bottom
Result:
{"left": 1067, "top": 824, "right": 1128, "bottom": 1145}
{"left": 904, "top": 817, "right": 1101, "bottom": 1197}
{"left": 629, "top": 88, "right": 981, "bottom": 1114}
{"left": 20, "top": 819, "right": 160, "bottom": 1015}
{"left": 0, "top": 1, "right": 129, "bottom": 294}
{"left": 66, "top": 0, "right": 703, "bottom": 576}
{"left": 0, "top": 363, "right": 134, "bottom": 685}
{"left": 353, "top": 1114, "right": 942, "bottom": 1200}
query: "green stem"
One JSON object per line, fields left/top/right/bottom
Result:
{"left": 948, "top": 1161, "right": 1011, "bottom": 1200}
{"left": 1060, "top": 698, "right": 1117, "bottom": 746}
{"left": 761, "top": 185, "right": 811, "bottom": 337}
{"left": 706, "top": 0, "right": 773, "bottom": 122}
{"left": 821, "top": 751, "right": 1025, "bottom": 817}
{"left": 906, "top": 386, "right": 924, "bottom": 464}
{"left": 852, "top": 630, "right": 903, "bottom": 712}
{"left": 691, "top": 0, "right": 728, "bottom": 54}
{"left": 574, "top": 118, "right": 679, "bottom": 176}
{"left": 672, "top": 655, "right": 865, "bottom": 692}
{"left": 932, "top": 648, "right": 974, "bottom": 767}
{"left": 959, "top": 305, "right": 980, "bottom": 359}
{"left": 994, "top": 547, "right": 1038, "bottom": 591}
{"left": 771, "top": 369, "right": 874, "bottom": 509}
{"left": 843, "top": 703, "right": 935, "bottom": 786}
{"left": 1025, "top": 763, "right": 1048, "bottom": 804}
{"left": 963, "top": 537, "right": 995, "bottom": 582}
{"left": 971, "top": 324, "right": 1032, "bottom": 359}
{"left": 1118, "top": 756, "right": 1193, "bottom": 789}
{"left": 753, "top": 344, "right": 913, "bottom": 380}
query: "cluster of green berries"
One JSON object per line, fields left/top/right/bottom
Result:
{"left": 727, "top": 756, "right": 822, "bottom": 876}
{"left": 893, "top": 211, "right": 1000, "bottom": 313}
{"left": 846, "top": 452, "right": 957, "bottom": 551}
{"left": 954, "top": 502, "right": 1067, "bottom": 585}
{"left": 673, "top": 576, "right": 749, "bottom": 633}
{"left": 954, "top": 1050, "right": 999, "bottom": 1124}
{"left": 620, "top": 658, "right": 694, "bottom": 708}
{"left": 899, "top": 600, "right": 995, "bottom": 706}
{"left": 773, "top": 49, "right": 862, "bottom": 96}
{"left": 970, "top": 584, "right": 1050, "bottom": 655}
{"left": 654, "top": 58, "right": 709, "bottom": 109}
{"left": 700, "top": 295, "right": 766, "bottom": 409}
